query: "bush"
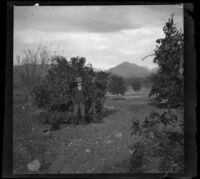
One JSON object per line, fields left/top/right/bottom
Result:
{"left": 129, "top": 141, "right": 150, "bottom": 172}
{"left": 131, "top": 80, "right": 142, "bottom": 92}
{"left": 130, "top": 109, "right": 184, "bottom": 173}
{"left": 31, "top": 56, "right": 109, "bottom": 126}
{"left": 31, "top": 82, "right": 50, "bottom": 109}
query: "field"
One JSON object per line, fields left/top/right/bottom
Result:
{"left": 13, "top": 87, "right": 181, "bottom": 174}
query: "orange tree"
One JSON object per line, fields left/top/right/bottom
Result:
{"left": 129, "top": 15, "right": 184, "bottom": 173}
{"left": 31, "top": 56, "right": 109, "bottom": 128}
{"left": 149, "top": 14, "right": 184, "bottom": 107}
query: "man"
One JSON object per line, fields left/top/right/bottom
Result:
{"left": 72, "top": 77, "right": 86, "bottom": 125}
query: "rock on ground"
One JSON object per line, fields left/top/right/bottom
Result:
{"left": 27, "top": 159, "right": 40, "bottom": 172}
{"left": 114, "top": 132, "right": 122, "bottom": 139}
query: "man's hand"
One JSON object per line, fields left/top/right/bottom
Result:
{"left": 179, "top": 68, "right": 183, "bottom": 76}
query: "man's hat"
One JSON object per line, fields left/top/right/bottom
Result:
{"left": 75, "top": 77, "right": 82, "bottom": 83}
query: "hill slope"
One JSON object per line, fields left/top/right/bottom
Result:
{"left": 108, "top": 62, "right": 151, "bottom": 78}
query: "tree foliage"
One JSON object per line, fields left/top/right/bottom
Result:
{"left": 149, "top": 14, "right": 184, "bottom": 107}
{"left": 131, "top": 79, "right": 142, "bottom": 92}
{"left": 130, "top": 15, "right": 184, "bottom": 173}
{"left": 31, "top": 56, "right": 109, "bottom": 127}
{"left": 130, "top": 109, "right": 184, "bottom": 173}
{"left": 107, "top": 74, "right": 127, "bottom": 95}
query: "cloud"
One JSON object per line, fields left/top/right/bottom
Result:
{"left": 14, "top": 26, "right": 165, "bottom": 69}
{"left": 14, "top": 6, "right": 141, "bottom": 33}
{"left": 14, "top": 5, "right": 183, "bottom": 69}
{"left": 14, "top": 5, "right": 183, "bottom": 33}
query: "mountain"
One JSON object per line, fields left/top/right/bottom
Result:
{"left": 107, "top": 62, "right": 152, "bottom": 78}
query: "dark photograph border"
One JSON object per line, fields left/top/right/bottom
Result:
{"left": 3, "top": 1, "right": 197, "bottom": 178}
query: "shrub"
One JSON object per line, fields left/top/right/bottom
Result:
{"left": 129, "top": 141, "right": 150, "bottom": 172}
{"left": 129, "top": 108, "right": 184, "bottom": 173}
{"left": 31, "top": 83, "right": 50, "bottom": 109}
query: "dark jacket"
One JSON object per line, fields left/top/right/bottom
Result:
{"left": 72, "top": 87, "right": 86, "bottom": 103}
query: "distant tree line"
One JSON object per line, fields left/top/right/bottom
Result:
{"left": 124, "top": 77, "right": 153, "bottom": 90}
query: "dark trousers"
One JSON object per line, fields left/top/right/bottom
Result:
{"left": 73, "top": 102, "right": 85, "bottom": 117}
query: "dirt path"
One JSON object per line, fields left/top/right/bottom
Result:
{"left": 45, "top": 96, "right": 153, "bottom": 174}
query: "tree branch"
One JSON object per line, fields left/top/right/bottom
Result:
{"left": 142, "top": 54, "right": 155, "bottom": 61}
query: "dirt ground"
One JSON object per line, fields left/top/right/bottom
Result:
{"left": 13, "top": 89, "right": 161, "bottom": 174}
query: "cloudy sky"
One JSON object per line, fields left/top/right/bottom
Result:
{"left": 14, "top": 5, "right": 183, "bottom": 69}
